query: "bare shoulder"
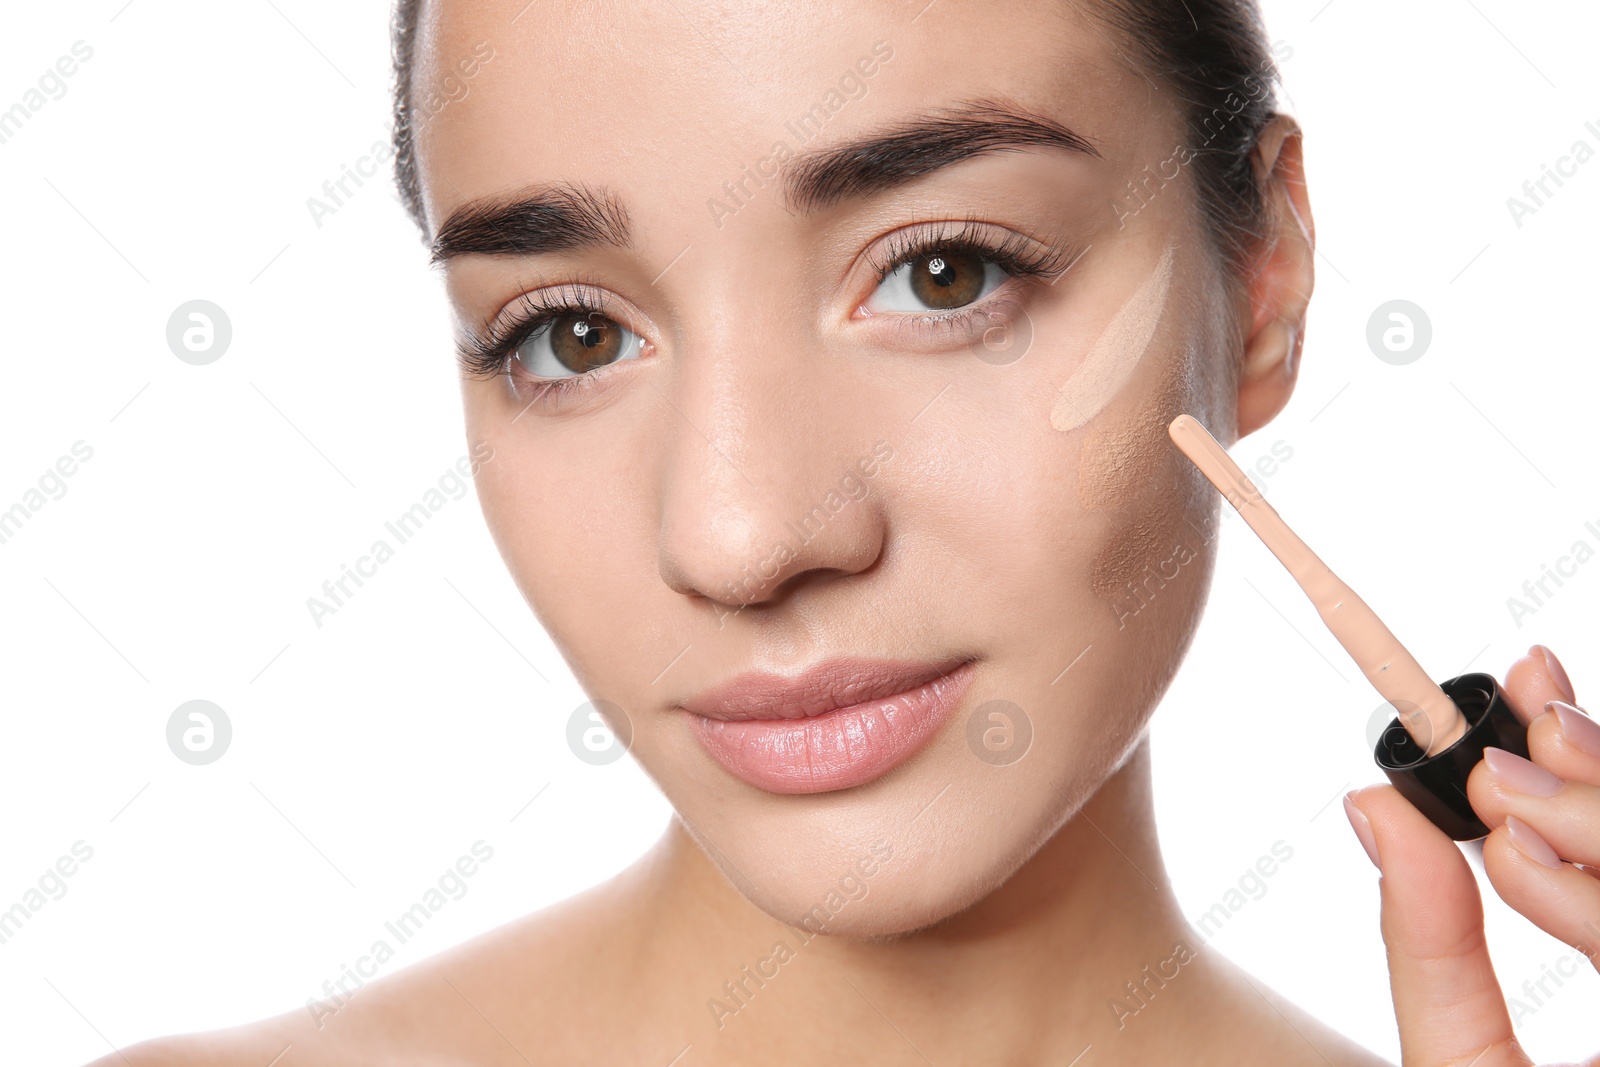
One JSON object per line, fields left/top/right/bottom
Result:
{"left": 1245, "top": 982, "right": 1393, "bottom": 1067}
{"left": 1199, "top": 950, "right": 1394, "bottom": 1067}
{"left": 80, "top": 874, "right": 642, "bottom": 1067}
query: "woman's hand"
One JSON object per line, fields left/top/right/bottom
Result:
{"left": 1343, "top": 644, "right": 1599, "bottom": 1066}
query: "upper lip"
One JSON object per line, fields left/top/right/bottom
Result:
{"left": 680, "top": 656, "right": 971, "bottom": 722}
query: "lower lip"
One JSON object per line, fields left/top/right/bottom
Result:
{"left": 688, "top": 661, "right": 977, "bottom": 794}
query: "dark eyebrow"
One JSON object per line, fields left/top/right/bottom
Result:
{"left": 431, "top": 181, "right": 631, "bottom": 263}
{"left": 429, "top": 99, "right": 1097, "bottom": 262}
{"left": 780, "top": 98, "right": 1101, "bottom": 214}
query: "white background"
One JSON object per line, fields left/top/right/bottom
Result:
{"left": 2, "top": 1, "right": 1597, "bottom": 1063}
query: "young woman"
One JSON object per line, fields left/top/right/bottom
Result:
{"left": 96, "top": 0, "right": 1597, "bottom": 1063}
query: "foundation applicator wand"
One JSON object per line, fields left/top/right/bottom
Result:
{"left": 1167, "top": 413, "right": 1530, "bottom": 841}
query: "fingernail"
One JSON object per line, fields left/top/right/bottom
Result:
{"left": 1531, "top": 644, "right": 1577, "bottom": 704}
{"left": 1505, "top": 815, "right": 1562, "bottom": 869}
{"left": 1483, "top": 747, "right": 1563, "bottom": 797}
{"left": 1550, "top": 700, "right": 1600, "bottom": 759}
{"left": 1343, "top": 792, "right": 1380, "bottom": 869}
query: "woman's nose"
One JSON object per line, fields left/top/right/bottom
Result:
{"left": 653, "top": 323, "right": 888, "bottom": 611}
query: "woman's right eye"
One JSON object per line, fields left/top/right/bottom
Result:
{"left": 514, "top": 310, "right": 646, "bottom": 379}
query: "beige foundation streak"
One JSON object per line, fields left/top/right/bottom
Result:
{"left": 1168, "top": 414, "right": 1467, "bottom": 755}
{"left": 1077, "top": 348, "right": 1188, "bottom": 513}
{"left": 1050, "top": 241, "right": 1176, "bottom": 433}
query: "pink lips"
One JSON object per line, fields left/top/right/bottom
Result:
{"left": 683, "top": 657, "right": 976, "bottom": 794}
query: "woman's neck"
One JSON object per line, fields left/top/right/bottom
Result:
{"left": 601, "top": 738, "right": 1233, "bottom": 1065}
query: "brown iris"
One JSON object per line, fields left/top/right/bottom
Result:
{"left": 909, "top": 250, "right": 987, "bottom": 310}
{"left": 550, "top": 311, "right": 627, "bottom": 374}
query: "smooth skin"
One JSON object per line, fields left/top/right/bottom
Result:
{"left": 86, "top": 1, "right": 1594, "bottom": 1064}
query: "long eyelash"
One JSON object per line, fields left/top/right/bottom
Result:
{"left": 864, "top": 217, "right": 1084, "bottom": 289}
{"left": 456, "top": 282, "right": 608, "bottom": 380}
{"left": 458, "top": 222, "right": 1083, "bottom": 398}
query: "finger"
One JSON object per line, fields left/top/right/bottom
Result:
{"left": 1502, "top": 644, "right": 1578, "bottom": 725}
{"left": 1481, "top": 816, "right": 1600, "bottom": 977}
{"left": 1346, "top": 785, "right": 1533, "bottom": 1067}
{"left": 1468, "top": 747, "right": 1600, "bottom": 866}
{"left": 1525, "top": 699, "right": 1600, "bottom": 789}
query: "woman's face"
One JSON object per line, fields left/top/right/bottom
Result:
{"left": 419, "top": 0, "right": 1244, "bottom": 935}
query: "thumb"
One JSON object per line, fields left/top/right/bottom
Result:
{"left": 1345, "top": 785, "right": 1532, "bottom": 1067}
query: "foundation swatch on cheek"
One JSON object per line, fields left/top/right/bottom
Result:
{"left": 1077, "top": 335, "right": 1215, "bottom": 617}
{"left": 1049, "top": 241, "right": 1176, "bottom": 433}
{"left": 1076, "top": 347, "right": 1187, "bottom": 513}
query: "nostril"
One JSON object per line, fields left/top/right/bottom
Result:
{"left": 658, "top": 505, "right": 886, "bottom": 613}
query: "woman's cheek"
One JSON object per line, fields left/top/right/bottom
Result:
{"left": 466, "top": 426, "right": 614, "bottom": 649}
{"left": 1079, "top": 340, "right": 1216, "bottom": 634}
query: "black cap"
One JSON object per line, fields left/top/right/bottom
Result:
{"left": 1371, "top": 672, "right": 1530, "bottom": 841}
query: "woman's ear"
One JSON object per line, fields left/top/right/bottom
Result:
{"left": 1236, "top": 113, "right": 1314, "bottom": 440}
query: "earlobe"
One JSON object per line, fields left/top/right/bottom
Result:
{"left": 1235, "top": 116, "right": 1315, "bottom": 440}
{"left": 1236, "top": 319, "right": 1301, "bottom": 437}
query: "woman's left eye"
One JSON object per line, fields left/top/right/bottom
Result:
{"left": 866, "top": 249, "right": 1008, "bottom": 314}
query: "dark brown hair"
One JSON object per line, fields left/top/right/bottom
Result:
{"left": 391, "top": 0, "right": 425, "bottom": 235}
{"left": 1094, "top": 0, "right": 1282, "bottom": 274}
{"left": 389, "top": 0, "right": 1281, "bottom": 272}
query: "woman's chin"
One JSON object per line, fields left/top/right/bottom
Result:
{"left": 682, "top": 806, "right": 1047, "bottom": 942}
{"left": 753, "top": 868, "right": 1003, "bottom": 942}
